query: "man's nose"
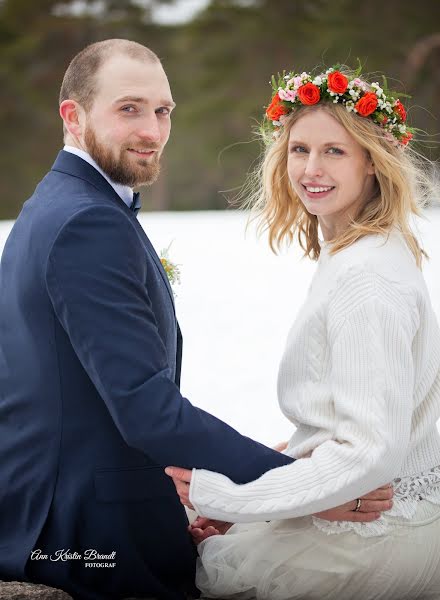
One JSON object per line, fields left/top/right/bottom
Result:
{"left": 137, "top": 113, "right": 161, "bottom": 144}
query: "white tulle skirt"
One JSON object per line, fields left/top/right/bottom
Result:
{"left": 195, "top": 500, "right": 440, "bottom": 600}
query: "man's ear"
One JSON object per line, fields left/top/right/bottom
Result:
{"left": 59, "top": 100, "right": 85, "bottom": 140}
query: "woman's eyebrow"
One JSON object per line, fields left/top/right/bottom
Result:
{"left": 289, "top": 139, "right": 348, "bottom": 146}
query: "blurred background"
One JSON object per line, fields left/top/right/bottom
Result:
{"left": 1, "top": 0, "right": 440, "bottom": 440}
{"left": 0, "top": 0, "right": 439, "bottom": 219}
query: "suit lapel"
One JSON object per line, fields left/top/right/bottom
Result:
{"left": 51, "top": 150, "right": 176, "bottom": 310}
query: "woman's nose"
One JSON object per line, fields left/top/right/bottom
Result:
{"left": 304, "top": 152, "right": 324, "bottom": 178}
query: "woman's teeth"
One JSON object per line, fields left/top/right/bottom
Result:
{"left": 305, "top": 186, "right": 334, "bottom": 193}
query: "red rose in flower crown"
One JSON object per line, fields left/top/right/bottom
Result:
{"left": 264, "top": 65, "right": 415, "bottom": 147}
{"left": 394, "top": 100, "right": 407, "bottom": 122}
{"left": 266, "top": 93, "right": 289, "bottom": 121}
{"left": 297, "top": 82, "right": 320, "bottom": 105}
{"left": 355, "top": 92, "right": 378, "bottom": 117}
{"left": 327, "top": 71, "right": 349, "bottom": 94}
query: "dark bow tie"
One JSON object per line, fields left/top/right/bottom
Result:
{"left": 130, "top": 191, "right": 141, "bottom": 215}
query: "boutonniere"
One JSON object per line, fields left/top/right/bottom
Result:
{"left": 160, "top": 243, "right": 181, "bottom": 293}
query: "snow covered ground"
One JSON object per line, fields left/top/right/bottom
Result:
{"left": 1, "top": 209, "right": 440, "bottom": 446}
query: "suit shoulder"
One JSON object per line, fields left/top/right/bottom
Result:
{"left": 50, "top": 204, "right": 141, "bottom": 255}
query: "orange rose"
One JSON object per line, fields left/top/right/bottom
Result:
{"left": 401, "top": 132, "right": 413, "bottom": 146}
{"left": 394, "top": 100, "right": 407, "bottom": 122}
{"left": 297, "top": 82, "right": 320, "bottom": 105}
{"left": 355, "top": 92, "right": 378, "bottom": 117}
{"left": 327, "top": 71, "right": 349, "bottom": 94}
{"left": 266, "top": 93, "right": 289, "bottom": 121}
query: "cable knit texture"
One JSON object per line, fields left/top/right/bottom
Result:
{"left": 190, "top": 231, "right": 440, "bottom": 526}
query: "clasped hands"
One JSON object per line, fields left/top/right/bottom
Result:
{"left": 165, "top": 444, "right": 394, "bottom": 545}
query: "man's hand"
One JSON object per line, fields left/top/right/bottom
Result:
{"left": 165, "top": 466, "right": 194, "bottom": 509}
{"left": 314, "top": 485, "right": 394, "bottom": 522}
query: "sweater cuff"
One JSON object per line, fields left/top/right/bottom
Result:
{"left": 190, "top": 468, "right": 235, "bottom": 519}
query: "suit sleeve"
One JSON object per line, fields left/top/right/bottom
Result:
{"left": 46, "top": 205, "right": 292, "bottom": 482}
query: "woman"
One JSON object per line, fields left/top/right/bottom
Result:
{"left": 166, "top": 66, "right": 440, "bottom": 599}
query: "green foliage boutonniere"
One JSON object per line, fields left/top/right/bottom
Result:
{"left": 160, "top": 243, "right": 181, "bottom": 292}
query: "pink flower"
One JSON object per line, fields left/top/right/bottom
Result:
{"left": 352, "top": 78, "right": 368, "bottom": 91}
{"left": 278, "top": 88, "right": 297, "bottom": 102}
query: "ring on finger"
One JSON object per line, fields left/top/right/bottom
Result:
{"left": 354, "top": 498, "right": 362, "bottom": 512}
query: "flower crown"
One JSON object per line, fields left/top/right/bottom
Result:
{"left": 265, "top": 64, "right": 414, "bottom": 147}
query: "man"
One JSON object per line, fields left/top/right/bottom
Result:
{"left": 0, "top": 40, "right": 393, "bottom": 600}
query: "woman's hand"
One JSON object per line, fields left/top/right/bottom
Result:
{"left": 314, "top": 484, "right": 394, "bottom": 522}
{"left": 272, "top": 440, "right": 289, "bottom": 452}
{"left": 189, "top": 516, "right": 233, "bottom": 545}
{"left": 166, "top": 466, "right": 394, "bottom": 523}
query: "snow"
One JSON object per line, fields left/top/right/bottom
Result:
{"left": 1, "top": 209, "right": 440, "bottom": 446}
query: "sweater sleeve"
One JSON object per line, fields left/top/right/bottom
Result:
{"left": 189, "top": 270, "right": 417, "bottom": 522}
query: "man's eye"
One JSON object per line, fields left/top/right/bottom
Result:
{"left": 121, "top": 105, "right": 136, "bottom": 113}
{"left": 156, "top": 107, "right": 171, "bottom": 115}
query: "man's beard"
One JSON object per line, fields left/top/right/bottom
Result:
{"left": 84, "top": 125, "right": 161, "bottom": 187}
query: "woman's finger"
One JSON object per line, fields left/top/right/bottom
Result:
{"left": 355, "top": 498, "right": 393, "bottom": 513}
{"left": 360, "top": 487, "right": 394, "bottom": 501}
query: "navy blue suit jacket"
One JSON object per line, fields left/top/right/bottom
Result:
{"left": 0, "top": 151, "right": 292, "bottom": 600}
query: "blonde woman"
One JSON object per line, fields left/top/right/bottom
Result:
{"left": 166, "top": 66, "right": 440, "bottom": 600}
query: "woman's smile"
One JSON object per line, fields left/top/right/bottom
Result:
{"left": 302, "top": 184, "right": 336, "bottom": 200}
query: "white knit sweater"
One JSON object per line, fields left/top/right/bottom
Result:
{"left": 190, "top": 231, "right": 440, "bottom": 527}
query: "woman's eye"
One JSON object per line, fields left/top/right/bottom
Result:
{"left": 290, "top": 145, "right": 307, "bottom": 153}
{"left": 327, "top": 147, "right": 344, "bottom": 155}
{"left": 121, "top": 105, "right": 136, "bottom": 113}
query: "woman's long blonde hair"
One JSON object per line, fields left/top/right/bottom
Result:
{"left": 244, "top": 103, "right": 434, "bottom": 266}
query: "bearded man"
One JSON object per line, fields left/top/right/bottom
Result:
{"left": 0, "top": 39, "right": 393, "bottom": 600}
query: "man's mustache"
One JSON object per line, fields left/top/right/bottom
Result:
{"left": 126, "top": 145, "right": 161, "bottom": 152}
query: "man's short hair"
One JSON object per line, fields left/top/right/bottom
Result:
{"left": 59, "top": 39, "right": 160, "bottom": 111}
